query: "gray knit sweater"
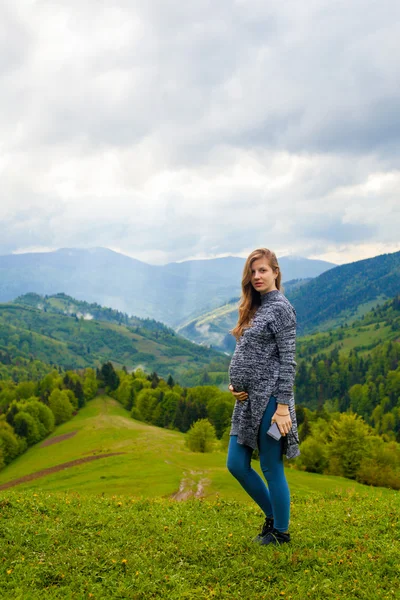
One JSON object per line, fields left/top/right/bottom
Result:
{"left": 229, "top": 289, "right": 300, "bottom": 459}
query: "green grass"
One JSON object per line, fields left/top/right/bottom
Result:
{"left": 1, "top": 488, "right": 399, "bottom": 599}
{"left": 0, "top": 396, "right": 385, "bottom": 500}
{"left": 313, "top": 321, "right": 394, "bottom": 357}
{"left": 1, "top": 396, "right": 400, "bottom": 599}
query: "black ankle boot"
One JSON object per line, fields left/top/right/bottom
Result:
{"left": 259, "top": 527, "right": 291, "bottom": 546}
{"left": 253, "top": 516, "right": 274, "bottom": 542}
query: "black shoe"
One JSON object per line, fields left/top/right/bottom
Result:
{"left": 259, "top": 528, "right": 291, "bottom": 546}
{"left": 253, "top": 516, "right": 274, "bottom": 542}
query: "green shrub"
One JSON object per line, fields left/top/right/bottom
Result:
{"left": 297, "top": 437, "right": 329, "bottom": 473}
{"left": 13, "top": 411, "right": 41, "bottom": 445}
{"left": 356, "top": 440, "right": 400, "bottom": 489}
{"left": 0, "top": 420, "right": 25, "bottom": 463}
{"left": 135, "top": 389, "right": 161, "bottom": 422}
{"left": 327, "top": 413, "right": 374, "bottom": 479}
{"left": 48, "top": 389, "right": 73, "bottom": 425}
{"left": 18, "top": 399, "right": 55, "bottom": 438}
{"left": 185, "top": 419, "right": 217, "bottom": 453}
{"left": 130, "top": 406, "right": 142, "bottom": 421}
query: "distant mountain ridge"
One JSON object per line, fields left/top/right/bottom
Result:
{"left": 0, "top": 247, "right": 335, "bottom": 327}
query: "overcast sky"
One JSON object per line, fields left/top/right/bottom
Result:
{"left": 1, "top": 1, "right": 399, "bottom": 265}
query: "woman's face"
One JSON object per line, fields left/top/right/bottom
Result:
{"left": 250, "top": 257, "right": 278, "bottom": 294}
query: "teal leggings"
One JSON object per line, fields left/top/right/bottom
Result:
{"left": 226, "top": 395, "right": 290, "bottom": 532}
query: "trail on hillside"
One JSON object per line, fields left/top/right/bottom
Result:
{"left": 0, "top": 452, "right": 126, "bottom": 490}
{"left": 40, "top": 431, "right": 77, "bottom": 447}
{"left": 171, "top": 470, "right": 211, "bottom": 501}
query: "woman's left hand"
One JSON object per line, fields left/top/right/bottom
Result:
{"left": 271, "top": 411, "right": 292, "bottom": 436}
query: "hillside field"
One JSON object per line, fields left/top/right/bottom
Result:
{"left": 1, "top": 397, "right": 399, "bottom": 599}
{"left": 0, "top": 396, "right": 390, "bottom": 499}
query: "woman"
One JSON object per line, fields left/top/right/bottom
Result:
{"left": 227, "top": 247, "right": 300, "bottom": 546}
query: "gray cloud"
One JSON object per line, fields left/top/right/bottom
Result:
{"left": 294, "top": 215, "right": 377, "bottom": 244}
{"left": 0, "top": 0, "right": 399, "bottom": 265}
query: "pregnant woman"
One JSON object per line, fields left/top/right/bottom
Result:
{"left": 227, "top": 247, "right": 300, "bottom": 546}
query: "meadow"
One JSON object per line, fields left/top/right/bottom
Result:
{"left": 0, "top": 396, "right": 385, "bottom": 499}
{"left": 0, "top": 396, "right": 399, "bottom": 599}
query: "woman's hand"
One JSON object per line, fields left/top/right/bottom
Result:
{"left": 271, "top": 407, "right": 292, "bottom": 436}
{"left": 228, "top": 383, "right": 248, "bottom": 403}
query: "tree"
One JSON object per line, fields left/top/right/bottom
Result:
{"left": 150, "top": 371, "right": 160, "bottom": 389}
{"left": 38, "top": 370, "right": 62, "bottom": 402}
{"left": 15, "top": 381, "right": 36, "bottom": 400}
{"left": 299, "top": 413, "right": 311, "bottom": 442}
{"left": 73, "top": 381, "right": 85, "bottom": 408}
{"left": 18, "top": 399, "right": 55, "bottom": 438}
{"left": 297, "top": 436, "right": 329, "bottom": 473}
{"left": 115, "top": 378, "right": 132, "bottom": 409}
{"left": 327, "top": 413, "right": 373, "bottom": 479}
{"left": 13, "top": 411, "right": 41, "bottom": 445}
{"left": 48, "top": 389, "right": 73, "bottom": 425}
{"left": 0, "top": 420, "right": 23, "bottom": 464}
{"left": 185, "top": 419, "right": 217, "bottom": 453}
{"left": 207, "top": 395, "right": 233, "bottom": 438}
{"left": 83, "top": 368, "right": 98, "bottom": 401}
{"left": 99, "top": 362, "right": 120, "bottom": 391}
{"left": 135, "top": 388, "right": 160, "bottom": 422}
{"left": 160, "top": 391, "right": 180, "bottom": 428}
{"left": 356, "top": 439, "right": 400, "bottom": 489}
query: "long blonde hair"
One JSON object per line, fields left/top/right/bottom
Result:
{"left": 230, "top": 248, "right": 284, "bottom": 340}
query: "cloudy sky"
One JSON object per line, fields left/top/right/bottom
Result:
{"left": 1, "top": 0, "right": 399, "bottom": 265}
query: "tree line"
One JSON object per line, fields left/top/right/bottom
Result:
{"left": 295, "top": 408, "right": 400, "bottom": 489}
{"left": 295, "top": 340, "right": 400, "bottom": 441}
{"left": 0, "top": 368, "right": 98, "bottom": 469}
{"left": 1, "top": 354, "right": 399, "bottom": 490}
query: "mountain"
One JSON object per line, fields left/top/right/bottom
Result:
{"left": 0, "top": 248, "right": 335, "bottom": 327}
{"left": 295, "top": 294, "right": 400, "bottom": 361}
{"left": 177, "top": 251, "right": 400, "bottom": 349}
{"left": 0, "top": 296, "right": 230, "bottom": 385}
{"left": 290, "top": 250, "right": 400, "bottom": 335}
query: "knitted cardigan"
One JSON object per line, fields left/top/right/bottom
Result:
{"left": 229, "top": 289, "right": 300, "bottom": 459}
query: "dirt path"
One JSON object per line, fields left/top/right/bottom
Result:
{"left": 171, "top": 470, "right": 211, "bottom": 501}
{"left": 40, "top": 431, "right": 77, "bottom": 447}
{"left": 0, "top": 452, "right": 126, "bottom": 491}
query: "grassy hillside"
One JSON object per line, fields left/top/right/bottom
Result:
{"left": 0, "top": 396, "right": 399, "bottom": 599}
{"left": 14, "top": 292, "right": 161, "bottom": 330}
{"left": 0, "top": 396, "right": 392, "bottom": 499}
{"left": 0, "top": 301, "right": 229, "bottom": 385}
{"left": 296, "top": 293, "right": 400, "bottom": 360}
{"left": 1, "top": 487, "right": 398, "bottom": 599}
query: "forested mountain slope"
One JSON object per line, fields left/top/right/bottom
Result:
{"left": 0, "top": 299, "right": 229, "bottom": 385}
{"left": 296, "top": 294, "right": 400, "bottom": 360}
{"left": 290, "top": 250, "right": 400, "bottom": 335}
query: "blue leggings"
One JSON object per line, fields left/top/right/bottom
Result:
{"left": 226, "top": 395, "right": 290, "bottom": 532}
